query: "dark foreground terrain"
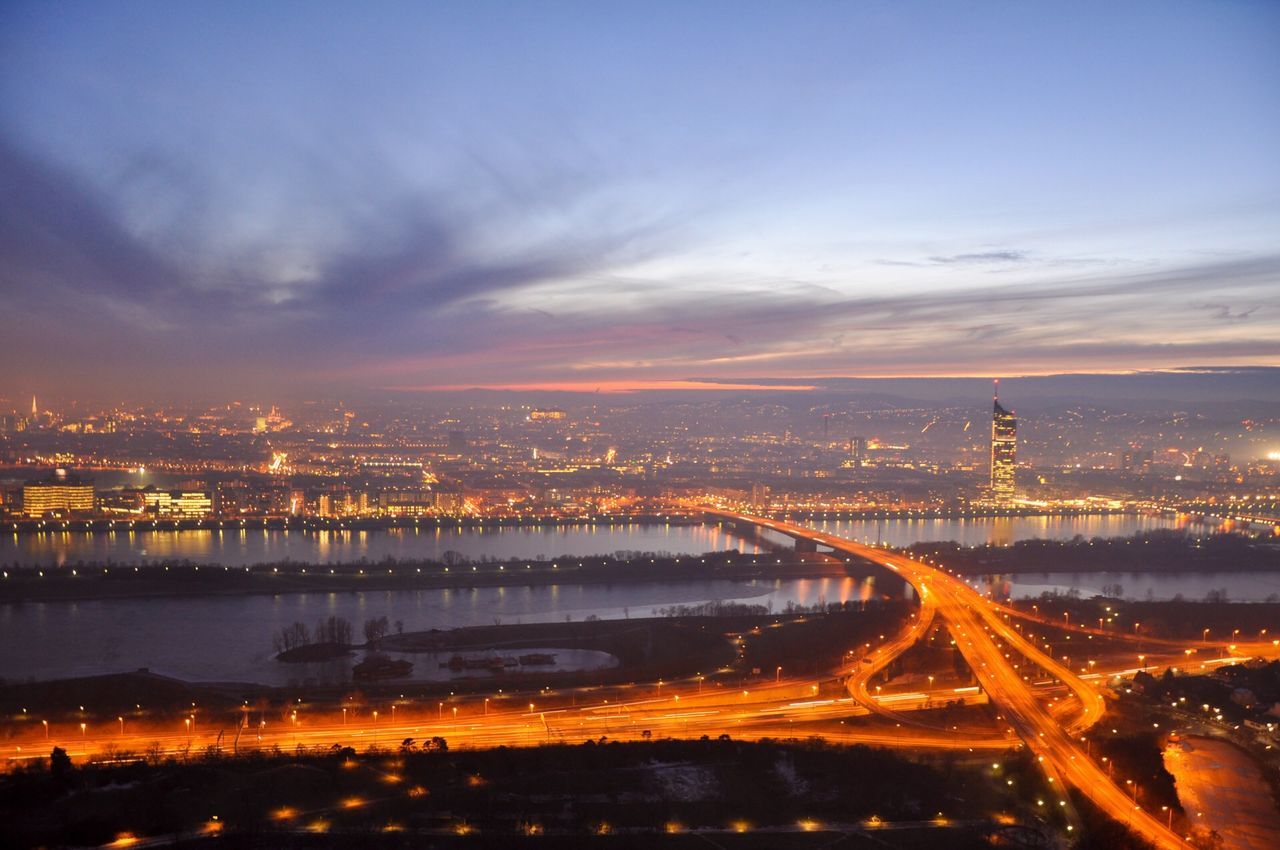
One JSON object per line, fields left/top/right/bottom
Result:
{"left": 0, "top": 737, "right": 1054, "bottom": 849}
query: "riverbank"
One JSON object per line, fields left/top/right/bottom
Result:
{"left": 1007, "top": 598, "right": 1280, "bottom": 641}
{"left": 2, "top": 513, "right": 703, "bottom": 536}
{"left": 0, "top": 507, "right": 1144, "bottom": 537}
{"left": 0, "top": 605, "right": 909, "bottom": 721}
{"left": 909, "top": 531, "right": 1280, "bottom": 576}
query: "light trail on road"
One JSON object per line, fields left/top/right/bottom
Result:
{"left": 11, "top": 507, "right": 1279, "bottom": 849}
{"left": 708, "top": 509, "right": 1210, "bottom": 849}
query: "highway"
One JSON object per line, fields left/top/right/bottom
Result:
{"left": 8, "top": 679, "right": 1015, "bottom": 769}
{"left": 11, "top": 509, "right": 1278, "bottom": 849}
{"left": 707, "top": 510, "right": 1195, "bottom": 849}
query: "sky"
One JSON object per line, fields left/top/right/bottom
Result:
{"left": 1, "top": 1, "right": 1278, "bottom": 402}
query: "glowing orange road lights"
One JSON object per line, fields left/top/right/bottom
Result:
{"left": 117, "top": 716, "right": 124, "bottom": 735}
{"left": 705, "top": 508, "right": 1197, "bottom": 850}
{"left": 41, "top": 720, "right": 48, "bottom": 739}
{"left": 79, "top": 722, "right": 86, "bottom": 737}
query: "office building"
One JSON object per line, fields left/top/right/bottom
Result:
{"left": 23, "top": 469, "right": 95, "bottom": 517}
{"left": 990, "top": 382, "right": 1017, "bottom": 504}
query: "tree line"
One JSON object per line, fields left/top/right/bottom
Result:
{"left": 272, "top": 615, "right": 406, "bottom": 652}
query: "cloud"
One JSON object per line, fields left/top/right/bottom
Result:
{"left": 0, "top": 133, "right": 693, "bottom": 395}
{"left": 928, "top": 250, "right": 1027, "bottom": 264}
{"left": 2, "top": 132, "right": 1279, "bottom": 401}
{"left": 1200, "top": 303, "right": 1260, "bottom": 323}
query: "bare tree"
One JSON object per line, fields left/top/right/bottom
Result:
{"left": 273, "top": 621, "right": 311, "bottom": 653}
{"left": 363, "top": 616, "right": 390, "bottom": 644}
{"left": 315, "top": 615, "right": 353, "bottom": 645}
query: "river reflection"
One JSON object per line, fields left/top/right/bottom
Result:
{"left": 802, "top": 513, "right": 1180, "bottom": 548}
{"left": 0, "top": 575, "right": 881, "bottom": 685}
{"left": 1, "top": 515, "right": 1181, "bottom": 568}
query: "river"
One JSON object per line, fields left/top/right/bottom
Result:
{"left": 1, "top": 514, "right": 1180, "bottom": 568}
{"left": 5, "top": 513, "right": 1273, "bottom": 687}
{"left": 0, "top": 575, "right": 876, "bottom": 686}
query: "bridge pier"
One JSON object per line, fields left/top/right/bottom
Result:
{"left": 793, "top": 538, "right": 818, "bottom": 553}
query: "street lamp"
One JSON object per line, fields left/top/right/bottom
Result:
{"left": 42, "top": 720, "right": 48, "bottom": 739}
{"left": 118, "top": 716, "right": 124, "bottom": 735}
{"left": 776, "top": 666, "right": 782, "bottom": 683}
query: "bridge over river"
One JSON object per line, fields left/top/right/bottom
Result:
{"left": 707, "top": 511, "right": 911, "bottom": 597}
{"left": 700, "top": 507, "right": 1212, "bottom": 850}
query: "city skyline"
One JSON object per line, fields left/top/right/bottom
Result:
{"left": 2, "top": 2, "right": 1278, "bottom": 399}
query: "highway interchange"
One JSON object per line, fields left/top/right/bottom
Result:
{"left": 7, "top": 508, "right": 1279, "bottom": 847}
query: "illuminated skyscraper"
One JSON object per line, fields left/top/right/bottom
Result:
{"left": 23, "top": 468, "right": 94, "bottom": 517}
{"left": 990, "top": 381, "right": 1016, "bottom": 503}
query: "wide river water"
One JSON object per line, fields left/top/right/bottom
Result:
{"left": 5, "top": 513, "right": 1275, "bottom": 687}
{"left": 1, "top": 513, "right": 1180, "bottom": 567}
{"left": 0, "top": 576, "right": 876, "bottom": 686}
